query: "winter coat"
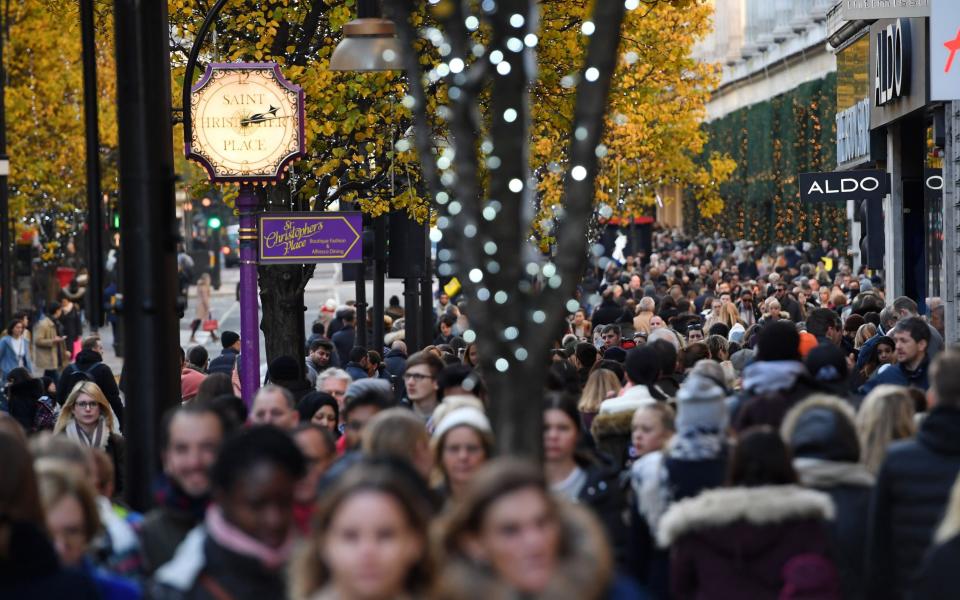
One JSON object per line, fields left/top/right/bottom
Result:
{"left": 207, "top": 348, "right": 239, "bottom": 377}
{"left": 331, "top": 327, "right": 355, "bottom": 364}
{"left": 858, "top": 356, "right": 930, "bottom": 395}
{"left": 193, "top": 282, "right": 211, "bottom": 321}
{"left": 7, "top": 377, "right": 45, "bottom": 433}
{"left": 57, "top": 349, "right": 124, "bottom": 428}
{"left": 658, "top": 485, "right": 839, "bottom": 600}
{"left": 780, "top": 394, "right": 874, "bottom": 599}
{"left": 33, "top": 315, "right": 67, "bottom": 372}
{"left": 0, "top": 520, "right": 102, "bottom": 600}
{"left": 590, "top": 409, "right": 634, "bottom": 469}
{"left": 577, "top": 453, "right": 629, "bottom": 569}
{"left": 592, "top": 299, "right": 624, "bottom": 327}
{"left": 910, "top": 533, "right": 960, "bottom": 600}
{"left": 79, "top": 556, "right": 141, "bottom": 600}
{"left": 733, "top": 360, "right": 820, "bottom": 432}
{"left": 140, "top": 494, "right": 207, "bottom": 575}
{"left": 344, "top": 362, "right": 368, "bottom": 381}
{"left": 864, "top": 405, "right": 960, "bottom": 600}
{"left": 58, "top": 305, "right": 83, "bottom": 350}
{"left": 383, "top": 349, "right": 407, "bottom": 378}
{"left": 151, "top": 527, "right": 287, "bottom": 600}
{"left": 432, "top": 501, "right": 650, "bottom": 600}
{"left": 0, "top": 335, "right": 32, "bottom": 380}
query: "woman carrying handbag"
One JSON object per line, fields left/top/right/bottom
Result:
{"left": 189, "top": 273, "right": 218, "bottom": 343}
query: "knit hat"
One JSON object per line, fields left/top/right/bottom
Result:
{"left": 728, "top": 322, "right": 746, "bottom": 344}
{"left": 805, "top": 343, "right": 848, "bottom": 387}
{"left": 432, "top": 406, "right": 492, "bottom": 441}
{"left": 689, "top": 359, "right": 729, "bottom": 393}
{"left": 344, "top": 378, "right": 393, "bottom": 403}
{"left": 221, "top": 331, "right": 240, "bottom": 349}
{"left": 798, "top": 331, "right": 818, "bottom": 359}
{"left": 267, "top": 355, "right": 300, "bottom": 381}
{"left": 675, "top": 373, "right": 728, "bottom": 431}
{"left": 730, "top": 348, "right": 755, "bottom": 375}
{"left": 603, "top": 346, "right": 627, "bottom": 363}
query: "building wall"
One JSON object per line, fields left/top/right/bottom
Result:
{"left": 683, "top": 0, "right": 843, "bottom": 244}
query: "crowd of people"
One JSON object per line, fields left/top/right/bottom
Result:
{"left": 2, "top": 228, "right": 960, "bottom": 599}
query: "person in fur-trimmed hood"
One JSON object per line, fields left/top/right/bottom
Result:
{"left": 780, "top": 394, "right": 873, "bottom": 599}
{"left": 433, "top": 459, "right": 649, "bottom": 600}
{"left": 657, "top": 427, "right": 840, "bottom": 600}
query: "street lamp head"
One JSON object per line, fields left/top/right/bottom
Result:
{"left": 329, "top": 18, "right": 402, "bottom": 72}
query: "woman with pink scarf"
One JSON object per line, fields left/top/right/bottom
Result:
{"left": 151, "top": 426, "right": 306, "bottom": 600}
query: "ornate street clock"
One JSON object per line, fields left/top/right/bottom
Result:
{"left": 187, "top": 62, "right": 305, "bottom": 182}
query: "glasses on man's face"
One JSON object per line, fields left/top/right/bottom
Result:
{"left": 75, "top": 401, "right": 99, "bottom": 410}
{"left": 403, "top": 372, "right": 433, "bottom": 382}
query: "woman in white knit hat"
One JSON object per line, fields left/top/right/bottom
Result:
{"left": 431, "top": 396, "right": 495, "bottom": 505}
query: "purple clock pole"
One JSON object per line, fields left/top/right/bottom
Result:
{"left": 237, "top": 184, "right": 261, "bottom": 406}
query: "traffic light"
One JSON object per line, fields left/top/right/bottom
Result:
{"left": 858, "top": 198, "right": 884, "bottom": 268}
{"left": 207, "top": 215, "right": 222, "bottom": 230}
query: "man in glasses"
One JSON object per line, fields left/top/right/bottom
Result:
{"left": 403, "top": 351, "right": 445, "bottom": 424}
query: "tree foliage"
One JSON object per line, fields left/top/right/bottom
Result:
{"left": 7, "top": 0, "right": 117, "bottom": 264}
{"left": 533, "top": 0, "right": 734, "bottom": 243}
{"left": 168, "top": 0, "right": 436, "bottom": 219}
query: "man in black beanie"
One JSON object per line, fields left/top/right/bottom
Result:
{"left": 208, "top": 330, "right": 240, "bottom": 377}
{"left": 732, "top": 320, "right": 818, "bottom": 432}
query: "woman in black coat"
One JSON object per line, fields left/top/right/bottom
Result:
{"left": 543, "top": 393, "right": 629, "bottom": 570}
{"left": 781, "top": 394, "right": 874, "bottom": 599}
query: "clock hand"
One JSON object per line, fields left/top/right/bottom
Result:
{"left": 240, "top": 105, "right": 281, "bottom": 126}
{"left": 239, "top": 114, "right": 287, "bottom": 126}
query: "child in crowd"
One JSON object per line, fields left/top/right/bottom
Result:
{"left": 630, "top": 403, "right": 676, "bottom": 462}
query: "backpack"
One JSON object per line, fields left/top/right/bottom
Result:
{"left": 32, "top": 395, "right": 58, "bottom": 433}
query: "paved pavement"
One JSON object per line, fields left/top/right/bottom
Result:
{"left": 92, "top": 264, "right": 407, "bottom": 378}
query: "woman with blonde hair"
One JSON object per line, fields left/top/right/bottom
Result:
{"left": 35, "top": 463, "right": 140, "bottom": 598}
{"left": 855, "top": 384, "right": 916, "bottom": 474}
{"left": 289, "top": 463, "right": 435, "bottom": 600}
{"left": 854, "top": 322, "right": 878, "bottom": 349}
{"left": 716, "top": 302, "right": 742, "bottom": 330}
{"left": 577, "top": 368, "right": 621, "bottom": 430}
{"left": 54, "top": 381, "right": 124, "bottom": 493}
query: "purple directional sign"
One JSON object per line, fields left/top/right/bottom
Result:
{"left": 258, "top": 212, "right": 362, "bottom": 264}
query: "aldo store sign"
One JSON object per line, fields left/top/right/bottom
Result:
{"left": 799, "top": 170, "right": 889, "bottom": 203}
{"left": 870, "top": 18, "right": 928, "bottom": 128}
{"left": 874, "top": 19, "right": 911, "bottom": 106}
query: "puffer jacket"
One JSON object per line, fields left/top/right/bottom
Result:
{"left": 658, "top": 485, "right": 839, "bottom": 600}
{"left": 864, "top": 405, "right": 960, "bottom": 600}
{"left": 781, "top": 395, "right": 874, "bottom": 599}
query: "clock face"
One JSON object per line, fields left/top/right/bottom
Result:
{"left": 188, "top": 64, "right": 304, "bottom": 181}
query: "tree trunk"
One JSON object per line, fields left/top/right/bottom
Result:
{"left": 388, "top": 0, "right": 627, "bottom": 457}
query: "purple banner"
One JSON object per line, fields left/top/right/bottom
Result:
{"left": 258, "top": 212, "right": 362, "bottom": 264}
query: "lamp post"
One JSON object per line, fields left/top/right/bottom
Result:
{"left": 330, "top": 0, "right": 400, "bottom": 353}
{"left": 80, "top": 0, "right": 103, "bottom": 330}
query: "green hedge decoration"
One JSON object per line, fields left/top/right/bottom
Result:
{"left": 684, "top": 73, "right": 846, "bottom": 248}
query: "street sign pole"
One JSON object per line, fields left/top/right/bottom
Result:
{"left": 237, "top": 185, "right": 261, "bottom": 406}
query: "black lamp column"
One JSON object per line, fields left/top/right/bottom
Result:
{"left": 420, "top": 218, "right": 433, "bottom": 349}
{"left": 80, "top": 0, "right": 103, "bottom": 329}
{"left": 0, "top": 7, "right": 10, "bottom": 324}
{"left": 372, "top": 215, "right": 386, "bottom": 352}
{"left": 114, "top": 0, "right": 180, "bottom": 511}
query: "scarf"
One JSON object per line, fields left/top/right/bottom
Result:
{"left": 205, "top": 505, "right": 294, "bottom": 571}
{"left": 742, "top": 360, "right": 807, "bottom": 395}
{"left": 667, "top": 426, "right": 725, "bottom": 461}
{"left": 153, "top": 476, "right": 209, "bottom": 523}
{"left": 66, "top": 417, "right": 109, "bottom": 450}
